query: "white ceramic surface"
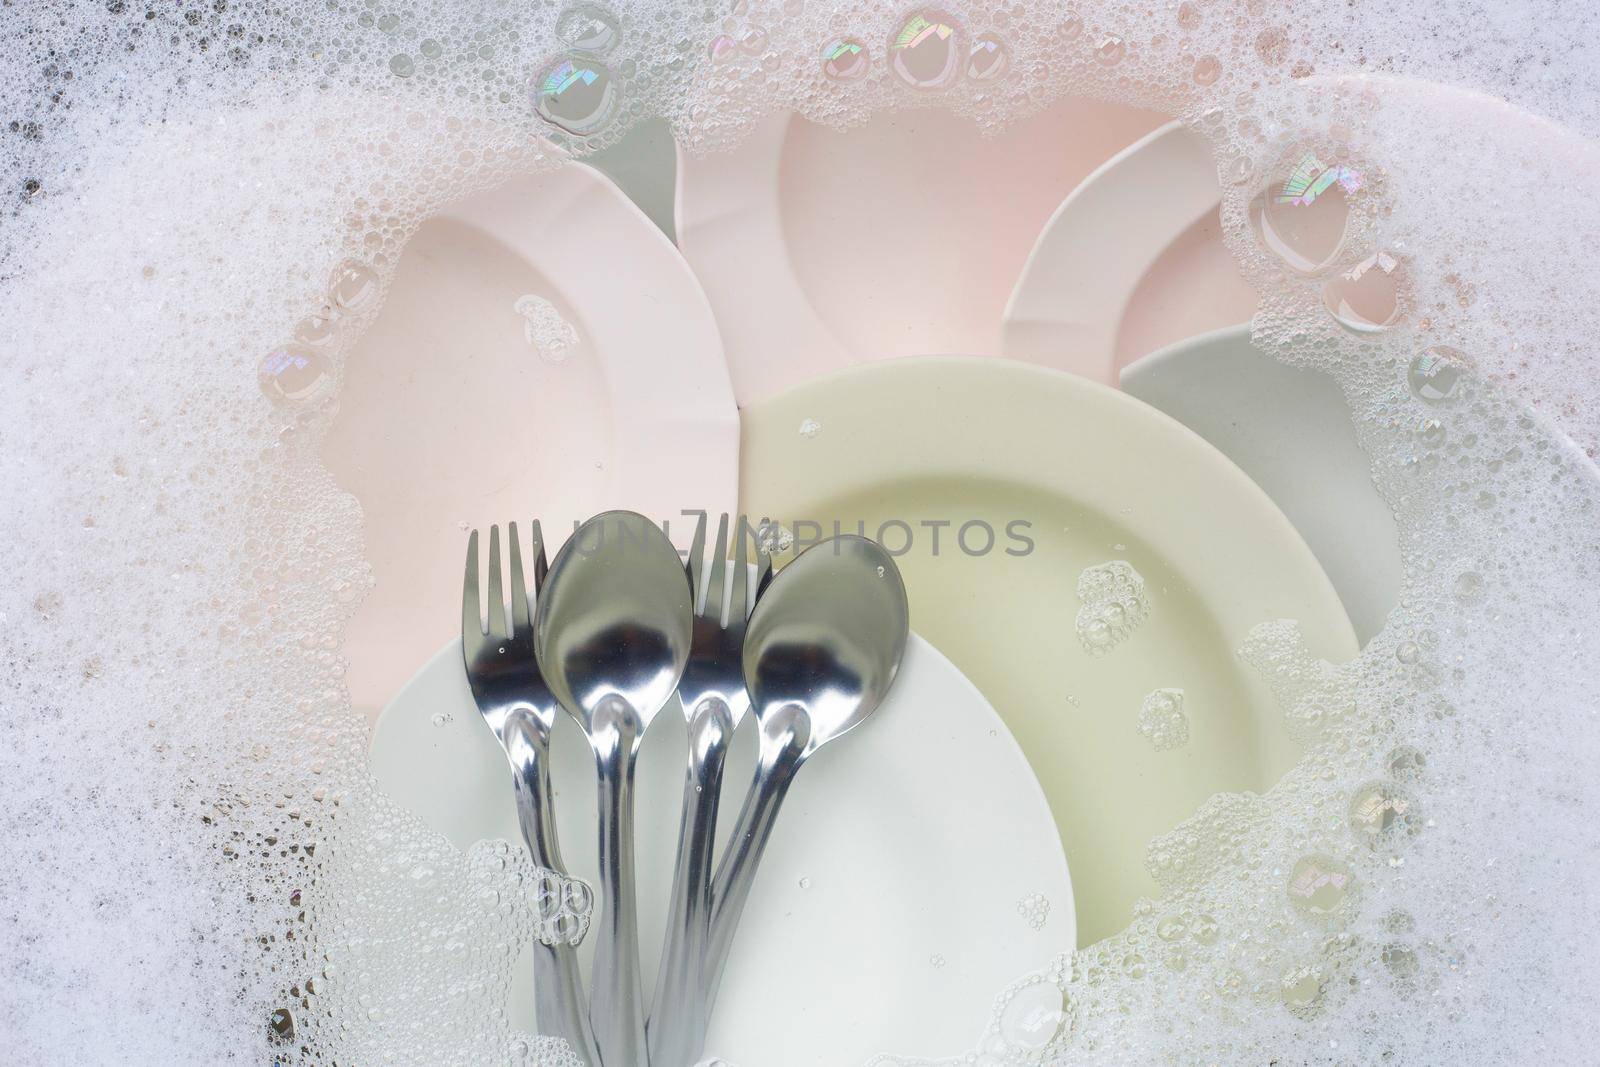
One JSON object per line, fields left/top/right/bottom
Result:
{"left": 675, "top": 100, "right": 1168, "bottom": 405}
{"left": 1002, "top": 120, "right": 1257, "bottom": 386}
{"left": 1122, "top": 324, "right": 1401, "bottom": 643}
{"left": 740, "top": 357, "right": 1360, "bottom": 943}
{"left": 324, "top": 162, "right": 738, "bottom": 720}
{"left": 370, "top": 633, "right": 1075, "bottom": 1065}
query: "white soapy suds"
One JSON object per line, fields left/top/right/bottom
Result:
{"left": 1074, "top": 560, "right": 1149, "bottom": 655}
{"left": 2, "top": 1, "right": 1599, "bottom": 1065}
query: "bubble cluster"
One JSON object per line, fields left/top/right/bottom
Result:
{"left": 1136, "top": 688, "right": 1189, "bottom": 751}
{"left": 1074, "top": 560, "right": 1149, "bottom": 655}
{"left": 3, "top": 0, "right": 1600, "bottom": 1064}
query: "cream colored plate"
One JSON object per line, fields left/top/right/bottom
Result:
{"left": 371, "top": 634, "right": 1073, "bottom": 1064}
{"left": 740, "top": 357, "right": 1359, "bottom": 943}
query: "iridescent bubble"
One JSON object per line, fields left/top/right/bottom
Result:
{"left": 889, "top": 9, "right": 964, "bottom": 89}
{"left": 708, "top": 34, "right": 737, "bottom": 62}
{"left": 533, "top": 54, "right": 617, "bottom": 137}
{"left": 1250, "top": 149, "right": 1361, "bottom": 274}
{"left": 1278, "top": 965, "right": 1324, "bottom": 1013}
{"left": 328, "top": 260, "right": 378, "bottom": 310}
{"left": 1323, "top": 251, "right": 1406, "bottom": 333}
{"left": 1192, "top": 54, "right": 1221, "bottom": 85}
{"left": 966, "top": 35, "right": 1010, "bottom": 81}
{"left": 1348, "top": 781, "right": 1420, "bottom": 849}
{"left": 740, "top": 25, "right": 769, "bottom": 54}
{"left": 1094, "top": 35, "right": 1125, "bottom": 66}
{"left": 998, "top": 978, "right": 1068, "bottom": 1050}
{"left": 1417, "top": 417, "right": 1446, "bottom": 448}
{"left": 821, "top": 37, "right": 869, "bottom": 82}
{"left": 293, "top": 311, "right": 338, "bottom": 347}
{"left": 1287, "top": 854, "right": 1355, "bottom": 915}
{"left": 555, "top": 4, "right": 620, "bottom": 53}
{"left": 1408, "top": 346, "right": 1471, "bottom": 404}
{"left": 1385, "top": 744, "right": 1427, "bottom": 783}
{"left": 258, "top": 344, "right": 334, "bottom": 408}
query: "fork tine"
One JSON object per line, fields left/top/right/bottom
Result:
{"left": 685, "top": 511, "right": 707, "bottom": 611}
{"left": 729, "top": 513, "right": 750, "bottom": 630}
{"left": 462, "top": 528, "right": 484, "bottom": 654}
{"left": 508, "top": 521, "right": 530, "bottom": 637}
{"left": 530, "top": 519, "right": 549, "bottom": 592}
{"left": 706, "top": 513, "right": 729, "bottom": 623}
{"left": 755, "top": 516, "right": 775, "bottom": 600}
{"left": 486, "top": 524, "right": 508, "bottom": 640}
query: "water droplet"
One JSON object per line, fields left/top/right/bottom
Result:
{"left": 1094, "top": 36, "right": 1125, "bottom": 66}
{"left": 328, "top": 260, "right": 378, "bottom": 310}
{"left": 1408, "top": 346, "right": 1470, "bottom": 404}
{"left": 556, "top": 4, "right": 620, "bottom": 53}
{"left": 998, "top": 978, "right": 1068, "bottom": 1050}
{"left": 1323, "top": 251, "right": 1405, "bottom": 333}
{"left": 533, "top": 54, "right": 618, "bottom": 137}
{"left": 1192, "top": 54, "right": 1221, "bottom": 85}
{"left": 430, "top": 712, "right": 448, "bottom": 727}
{"left": 1287, "top": 854, "right": 1355, "bottom": 915}
{"left": 1250, "top": 149, "right": 1361, "bottom": 274}
{"left": 798, "top": 876, "right": 811, "bottom": 890}
{"left": 258, "top": 344, "right": 334, "bottom": 408}
{"left": 821, "top": 37, "right": 869, "bottom": 81}
{"left": 967, "top": 35, "right": 1009, "bottom": 81}
{"left": 388, "top": 53, "right": 415, "bottom": 78}
{"left": 889, "top": 10, "right": 964, "bottom": 89}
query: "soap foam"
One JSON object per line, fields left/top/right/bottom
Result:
{"left": 2, "top": 1, "right": 1598, "bottom": 1064}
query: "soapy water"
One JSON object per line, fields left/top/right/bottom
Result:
{"left": 2, "top": 1, "right": 1599, "bottom": 1064}
{"left": 1073, "top": 560, "right": 1148, "bottom": 656}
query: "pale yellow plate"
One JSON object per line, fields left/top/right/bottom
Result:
{"left": 740, "top": 357, "right": 1359, "bottom": 943}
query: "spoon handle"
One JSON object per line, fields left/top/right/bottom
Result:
{"left": 646, "top": 698, "right": 735, "bottom": 1067}
{"left": 590, "top": 701, "right": 646, "bottom": 1067}
{"left": 505, "top": 716, "right": 601, "bottom": 1067}
{"left": 694, "top": 708, "right": 812, "bottom": 1052}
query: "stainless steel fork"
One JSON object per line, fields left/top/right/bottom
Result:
{"left": 645, "top": 513, "right": 771, "bottom": 1067}
{"left": 463, "top": 522, "right": 600, "bottom": 1066}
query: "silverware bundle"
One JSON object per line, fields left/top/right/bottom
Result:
{"left": 462, "top": 510, "right": 910, "bottom": 1066}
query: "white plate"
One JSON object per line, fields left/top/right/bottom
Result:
{"left": 739, "top": 357, "right": 1359, "bottom": 944}
{"left": 370, "top": 633, "right": 1074, "bottom": 1065}
{"left": 1122, "top": 325, "right": 1400, "bottom": 643}
{"left": 323, "top": 162, "right": 738, "bottom": 719}
{"left": 1001, "top": 120, "right": 1256, "bottom": 385}
{"left": 675, "top": 101, "right": 1167, "bottom": 405}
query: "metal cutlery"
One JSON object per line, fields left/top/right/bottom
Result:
{"left": 697, "top": 535, "right": 910, "bottom": 1046}
{"left": 536, "top": 511, "right": 693, "bottom": 1067}
{"left": 461, "top": 522, "right": 600, "bottom": 1065}
{"left": 646, "top": 514, "right": 771, "bottom": 1067}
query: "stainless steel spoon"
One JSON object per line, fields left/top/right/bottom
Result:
{"left": 694, "top": 535, "right": 909, "bottom": 1056}
{"left": 536, "top": 511, "right": 693, "bottom": 1067}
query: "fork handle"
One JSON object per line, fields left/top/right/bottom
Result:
{"left": 646, "top": 698, "right": 734, "bottom": 1067}
{"left": 694, "top": 705, "right": 812, "bottom": 1054}
{"left": 590, "top": 698, "right": 647, "bottom": 1067}
{"left": 508, "top": 726, "right": 601, "bottom": 1066}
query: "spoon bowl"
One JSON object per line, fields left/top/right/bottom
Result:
{"left": 536, "top": 510, "right": 693, "bottom": 738}
{"left": 742, "top": 535, "right": 909, "bottom": 755}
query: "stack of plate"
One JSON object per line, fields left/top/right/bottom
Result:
{"left": 350, "top": 77, "right": 1565, "bottom": 1063}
